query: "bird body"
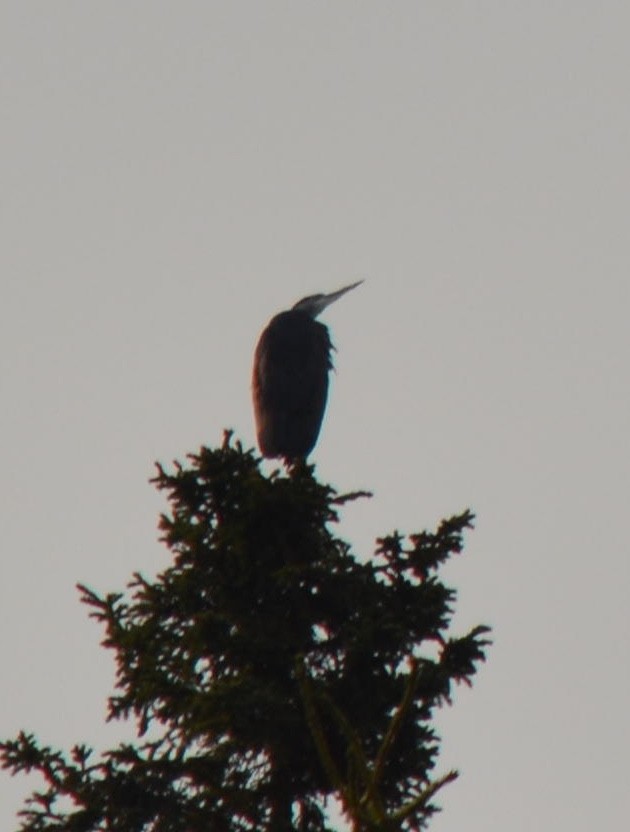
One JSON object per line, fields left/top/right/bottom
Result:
{"left": 252, "top": 281, "right": 362, "bottom": 460}
{"left": 253, "top": 310, "right": 332, "bottom": 458}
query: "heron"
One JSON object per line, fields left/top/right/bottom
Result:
{"left": 252, "top": 280, "right": 363, "bottom": 460}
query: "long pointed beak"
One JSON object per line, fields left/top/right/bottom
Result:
{"left": 320, "top": 279, "right": 364, "bottom": 311}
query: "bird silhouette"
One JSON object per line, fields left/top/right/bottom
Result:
{"left": 252, "top": 281, "right": 362, "bottom": 460}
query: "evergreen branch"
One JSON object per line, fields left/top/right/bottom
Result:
{"left": 294, "top": 657, "right": 346, "bottom": 795}
{"left": 314, "top": 691, "right": 392, "bottom": 827}
{"left": 366, "top": 658, "right": 421, "bottom": 801}
{"left": 331, "top": 489, "right": 373, "bottom": 505}
{"left": 296, "top": 659, "right": 391, "bottom": 828}
{"left": 390, "top": 769, "right": 459, "bottom": 824}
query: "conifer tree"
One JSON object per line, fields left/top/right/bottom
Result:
{"left": 1, "top": 434, "right": 490, "bottom": 831}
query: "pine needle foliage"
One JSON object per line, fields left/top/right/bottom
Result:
{"left": 1, "top": 433, "right": 490, "bottom": 832}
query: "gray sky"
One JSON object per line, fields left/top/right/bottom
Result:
{"left": 1, "top": 3, "right": 628, "bottom": 830}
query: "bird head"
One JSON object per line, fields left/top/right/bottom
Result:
{"left": 291, "top": 280, "right": 363, "bottom": 318}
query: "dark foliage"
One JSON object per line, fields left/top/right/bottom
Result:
{"left": 1, "top": 433, "right": 490, "bottom": 831}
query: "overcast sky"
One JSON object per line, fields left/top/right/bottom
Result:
{"left": 1, "top": 3, "right": 628, "bottom": 830}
